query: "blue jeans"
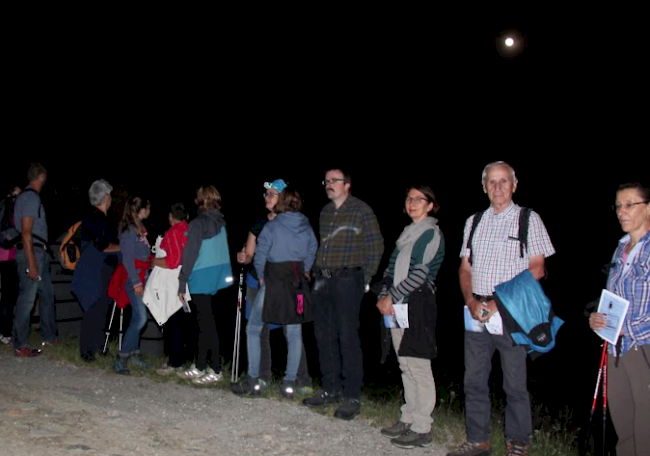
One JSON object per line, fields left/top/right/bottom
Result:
{"left": 14, "top": 248, "right": 57, "bottom": 348}
{"left": 119, "top": 279, "right": 148, "bottom": 355}
{"left": 312, "top": 270, "right": 365, "bottom": 399}
{"left": 246, "top": 285, "right": 303, "bottom": 381}
{"left": 464, "top": 330, "right": 531, "bottom": 443}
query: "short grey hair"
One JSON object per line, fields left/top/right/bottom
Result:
{"left": 89, "top": 179, "right": 113, "bottom": 206}
{"left": 481, "top": 161, "right": 517, "bottom": 185}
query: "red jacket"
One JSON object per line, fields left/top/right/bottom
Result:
{"left": 108, "top": 258, "right": 151, "bottom": 309}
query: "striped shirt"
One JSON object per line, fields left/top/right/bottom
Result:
{"left": 381, "top": 228, "right": 445, "bottom": 303}
{"left": 459, "top": 202, "right": 555, "bottom": 295}
{"left": 606, "top": 230, "right": 650, "bottom": 355}
{"left": 315, "top": 195, "right": 384, "bottom": 285}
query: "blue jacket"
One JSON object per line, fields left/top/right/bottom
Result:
{"left": 254, "top": 212, "right": 317, "bottom": 280}
{"left": 494, "top": 269, "right": 564, "bottom": 355}
{"left": 179, "top": 208, "right": 233, "bottom": 295}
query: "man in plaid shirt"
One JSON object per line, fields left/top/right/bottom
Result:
{"left": 449, "top": 161, "right": 555, "bottom": 456}
{"left": 303, "top": 168, "right": 383, "bottom": 421}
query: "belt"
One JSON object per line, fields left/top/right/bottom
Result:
{"left": 317, "top": 266, "right": 363, "bottom": 279}
{"left": 473, "top": 293, "right": 495, "bottom": 302}
{"left": 16, "top": 243, "right": 47, "bottom": 250}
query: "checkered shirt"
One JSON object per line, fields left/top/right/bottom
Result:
{"left": 459, "top": 202, "right": 555, "bottom": 295}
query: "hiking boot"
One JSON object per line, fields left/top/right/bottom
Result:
{"left": 15, "top": 346, "right": 42, "bottom": 357}
{"left": 279, "top": 380, "right": 296, "bottom": 399}
{"left": 506, "top": 440, "right": 529, "bottom": 456}
{"left": 114, "top": 354, "right": 130, "bottom": 375}
{"left": 391, "top": 430, "right": 433, "bottom": 449}
{"left": 381, "top": 421, "right": 412, "bottom": 439}
{"left": 446, "top": 441, "right": 491, "bottom": 456}
{"left": 334, "top": 398, "right": 361, "bottom": 420}
{"left": 129, "top": 351, "right": 150, "bottom": 369}
{"left": 192, "top": 368, "right": 222, "bottom": 385}
{"left": 303, "top": 390, "right": 341, "bottom": 408}
{"left": 231, "top": 376, "right": 262, "bottom": 396}
{"left": 1, "top": 335, "right": 12, "bottom": 346}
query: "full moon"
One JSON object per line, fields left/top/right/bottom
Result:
{"left": 505, "top": 38, "right": 514, "bottom": 47}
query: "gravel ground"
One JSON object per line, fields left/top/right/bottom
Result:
{"left": 0, "top": 349, "right": 450, "bottom": 456}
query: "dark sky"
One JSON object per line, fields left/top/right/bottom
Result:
{"left": 3, "top": 16, "right": 645, "bottom": 433}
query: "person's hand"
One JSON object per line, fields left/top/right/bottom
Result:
{"left": 376, "top": 295, "right": 394, "bottom": 316}
{"left": 589, "top": 312, "right": 607, "bottom": 331}
{"left": 26, "top": 266, "right": 40, "bottom": 281}
{"left": 467, "top": 298, "right": 497, "bottom": 322}
{"left": 134, "top": 284, "right": 144, "bottom": 296}
{"left": 236, "top": 251, "right": 247, "bottom": 264}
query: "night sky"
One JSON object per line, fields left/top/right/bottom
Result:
{"left": 3, "top": 16, "right": 645, "bottom": 448}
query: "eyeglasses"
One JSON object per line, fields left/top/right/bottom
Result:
{"left": 322, "top": 178, "right": 345, "bottom": 186}
{"left": 263, "top": 192, "right": 279, "bottom": 198}
{"left": 405, "top": 197, "right": 429, "bottom": 204}
{"left": 612, "top": 201, "right": 648, "bottom": 212}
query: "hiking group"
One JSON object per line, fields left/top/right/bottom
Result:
{"left": 0, "top": 162, "right": 647, "bottom": 456}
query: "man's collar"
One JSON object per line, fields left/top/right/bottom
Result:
{"left": 486, "top": 201, "right": 517, "bottom": 217}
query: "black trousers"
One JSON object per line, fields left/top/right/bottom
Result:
{"left": 79, "top": 295, "right": 112, "bottom": 356}
{"left": 193, "top": 293, "right": 221, "bottom": 373}
{"left": 0, "top": 260, "right": 18, "bottom": 337}
{"left": 164, "top": 306, "right": 197, "bottom": 368}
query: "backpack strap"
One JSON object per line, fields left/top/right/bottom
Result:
{"left": 466, "top": 210, "right": 485, "bottom": 266}
{"left": 518, "top": 207, "right": 532, "bottom": 258}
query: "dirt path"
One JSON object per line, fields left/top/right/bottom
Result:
{"left": 0, "top": 350, "right": 449, "bottom": 456}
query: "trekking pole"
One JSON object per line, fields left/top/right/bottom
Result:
{"left": 602, "top": 348, "right": 608, "bottom": 456}
{"left": 585, "top": 341, "right": 607, "bottom": 453}
{"left": 231, "top": 267, "right": 244, "bottom": 384}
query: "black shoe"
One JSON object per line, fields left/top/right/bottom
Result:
{"left": 391, "top": 430, "right": 432, "bottom": 449}
{"left": 380, "top": 421, "right": 411, "bottom": 439}
{"left": 80, "top": 351, "right": 96, "bottom": 363}
{"left": 279, "top": 380, "right": 296, "bottom": 399}
{"left": 334, "top": 398, "right": 361, "bottom": 420}
{"left": 303, "top": 390, "right": 341, "bottom": 408}
{"left": 231, "top": 376, "right": 262, "bottom": 396}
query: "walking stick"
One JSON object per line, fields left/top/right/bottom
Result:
{"left": 231, "top": 268, "right": 244, "bottom": 384}
{"left": 602, "top": 349, "right": 608, "bottom": 456}
{"left": 585, "top": 341, "right": 608, "bottom": 454}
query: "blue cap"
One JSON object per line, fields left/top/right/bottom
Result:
{"left": 264, "top": 179, "right": 287, "bottom": 193}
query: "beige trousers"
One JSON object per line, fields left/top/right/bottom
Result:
{"left": 607, "top": 345, "right": 650, "bottom": 456}
{"left": 391, "top": 328, "right": 436, "bottom": 434}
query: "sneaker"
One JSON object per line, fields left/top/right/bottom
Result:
{"left": 156, "top": 364, "right": 181, "bottom": 376}
{"left": 391, "top": 430, "right": 433, "bottom": 449}
{"left": 446, "top": 441, "right": 491, "bottom": 456}
{"left": 192, "top": 368, "right": 222, "bottom": 385}
{"left": 114, "top": 354, "right": 130, "bottom": 375}
{"left": 1, "top": 335, "right": 12, "bottom": 346}
{"left": 231, "top": 376, "right": 262, "bottom": 396}
{"left": 279, "top": 380, "right": 296, "bottom": 399}
{"left": 334, "top": 398, "right": 361, "bottom": 420}
{"left": 129, "top": 351, "right": 150, "bottom": 369}
{"left": 177, "top": 364, "right": 206, "bottom": 380}
{"left": 303, "top": 390, "right": 342, "bottom": 408}
{"left": 381, "top": 421, "right": 412, "bottom": 439}
{"left": 15, "top": 346, "right": 43, "bottom": 357}
{"left": 506, "top": 440, "right": 529, "bottom": 456}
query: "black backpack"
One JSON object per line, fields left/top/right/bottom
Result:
{"left": 466, "top": 207, "right": 532, "bottom": 266}
{"left": 0, "top": 188, "right": 44, "bottom": 250}
{"left": 0, "top": 196, "right": 20, "bottom": 249}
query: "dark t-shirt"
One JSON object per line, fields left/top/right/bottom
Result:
{"left": 249, "top": 214, "right": 269, "bottom": 281}
{"left": 80, "top": 207, "right": 118, "bottom": 252}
